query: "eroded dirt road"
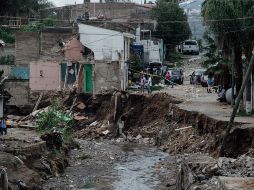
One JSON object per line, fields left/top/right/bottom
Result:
{"left": 43, "top": 140, "right": 176, "bottom": 190}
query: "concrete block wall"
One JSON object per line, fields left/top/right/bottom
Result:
{"left": 93, "top": 61, "right": 121, "bottom": 94}
{"left": 5, "top": 80, "right": 30, "bottom": 106}
{"left": 15, "top": 32, "right": 39, "bottom": 66}
{"left": 40, "top": 28, "right": 73, "bottom": 56}
{"left": 40, "top": 3, "right": 152, "bottom": 22}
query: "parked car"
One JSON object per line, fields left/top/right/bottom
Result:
{"left": 169, "top": 68, "right": 184, "bottom": 84}
{"left": 182, "top": 40, "right": 199, "bottom": 55}
{"left": 190, "top": 69, "right": 206, "bottom": 85}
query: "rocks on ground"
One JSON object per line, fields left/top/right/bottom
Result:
{"left": 177, "top": 153, "right": 254, "bottom": 190}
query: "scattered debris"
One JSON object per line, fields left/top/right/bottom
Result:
{"left": 76, "top": 102, "right": 86, "bottom": 110}
{"left": 74, "top": 115, "right": 88, "bottom": 121}
{"left": 175, "top": 126, "right": 192, "bottom": 131}
{"left": 102, "top": 130, "right": 110, "bottom": 135}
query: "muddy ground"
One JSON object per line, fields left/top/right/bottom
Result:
{"left": 2, "top": 89, "right": 253, "bottom": 189}
{"left": 43, "top": 140, "right": 177, "bottom": 190}
{"left": 40, "top": 91, "right": 254, "bottom": 189}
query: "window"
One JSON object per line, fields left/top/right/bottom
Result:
{"left": 184, "top": 41, "right": 197, "bottom": 45}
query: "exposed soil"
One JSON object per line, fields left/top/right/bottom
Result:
{"left": 0, "top": 128, "right": 71, "bottom": 189}
{"left": 68, "top": 91, "right": 250, "bottom": 158}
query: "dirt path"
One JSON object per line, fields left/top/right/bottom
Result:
{"left": 43, "top": 140, "right": 176, "bottom": 190}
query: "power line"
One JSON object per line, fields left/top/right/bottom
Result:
{"left": 2, "top": 14, "right": 254, "bottom": 24}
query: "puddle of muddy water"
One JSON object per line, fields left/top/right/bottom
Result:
{"left": 43, "top": 140, "right": 174, "bottom": 190}
{"left": 112, "top": 144, "right": 168, "bottom": 190}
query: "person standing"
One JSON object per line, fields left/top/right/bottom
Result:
{"left": 1, "top": 117, "right": 7, "bottom": 135}
{"left": 0, "top": 119, "right": 2, "bottom": 135}
{"left": 165, "top": 71, "right": 171, "bottom": 86}
{"left": 207, "top": 78, "right": 214, "bottom": 93}
{"left": 147, "top": 75, "right": 152, "bottom": 94}
{"left": 140, "top": 73, "right": 146, "bottom": 94}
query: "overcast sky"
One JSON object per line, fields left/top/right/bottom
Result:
{"left": 51, "top": 0, "right": 145, "bottom": 7}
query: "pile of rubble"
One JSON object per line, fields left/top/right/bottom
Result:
{"left": 177, "top": 153, "right": 254, "bottom": 189}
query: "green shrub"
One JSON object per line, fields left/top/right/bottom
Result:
{"left": 37, "top": 100, "right": 72, "bottom": 143}
{"left": 42, "top": 18, "right": 56, "bottom": 26}
{"left": 0, "top": 28, "right": 15, "bottom": 43}
{"left": 21, "top": 18, "right": 56, "bottom": 32}
{"left": 0, "top": 55, "right": 15, "bottom": 65}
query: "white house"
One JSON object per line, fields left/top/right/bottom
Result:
{"left": 78, "top": 23, "right": 134, "bottom": 94}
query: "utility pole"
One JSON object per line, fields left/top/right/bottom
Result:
{"left": 220, "top": 48, "right": 254, "bottom": 156}
{"left": 231, "top": 47, "right": 235, "bottom": 107}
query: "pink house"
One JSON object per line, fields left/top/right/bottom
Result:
{"left": 29, "top": 36, "right": 85, "bottom": 92}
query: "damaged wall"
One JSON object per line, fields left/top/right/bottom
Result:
{"left": 79, "top": 24, "right": 133, "bottom": 92}
{"left": 60, "top": 62, "right": 81, "bottom": 89}
{"left": 93, "top": 61, "right": 120, "bottom": 94}
{"left": 40, "top": 27, "right": 73, "bottom": 56}
{"left": 79, "top": 24, "right": 124, "bottom": 61}
{"left": 64, "top": 38, "right": 84, "bottom": 62}
{"left": 5, "top": 80, "right": 30, "bottom": 106}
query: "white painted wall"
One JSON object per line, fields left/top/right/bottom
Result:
{"left": 141, "top": 39, "right": 162, "bottom": 63}
{"left": 79, "top": 24, "right": 134, "bottom": 91}
{"left": 79, "top": 24, "right": 124, "bottom": 61}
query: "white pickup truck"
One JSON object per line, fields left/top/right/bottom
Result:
{"left": 182, "top": 40, "right": 199, "bottom": 55}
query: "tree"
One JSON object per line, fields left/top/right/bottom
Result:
{"left": 0, "top": 0, "right": 53, "bottom": 16}
{"left": 202, "top": 0, "right": 254, "bottom": 98}
{"left": 152, "top": 0, "right": 191, "bottom": 53}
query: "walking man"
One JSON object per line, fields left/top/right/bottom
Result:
{"left": 147, "top": 75, "right": 152, "bottom": 94}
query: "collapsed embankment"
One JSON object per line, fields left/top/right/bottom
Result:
{"left": 69, "top": 91, "right": 253, "bottom": 158}
{"left": 0, "top": 127, "right": 73, "bottom": 189}
{"left": 3, "top": 90, "right": 253, "bottom": 189}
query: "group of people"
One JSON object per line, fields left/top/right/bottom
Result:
{"left": 0, "top": 117, "right": 7, "bottom": 135}
{"left": 140, "top": 72, "right": 152, "bottom": 94}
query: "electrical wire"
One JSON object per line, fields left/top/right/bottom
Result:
{"left": 2, "top": 14, "right": 254, "bottom": 24}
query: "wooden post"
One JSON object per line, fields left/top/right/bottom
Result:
{"left": 33, "top": 92, "right": 43, "bottom": 112}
